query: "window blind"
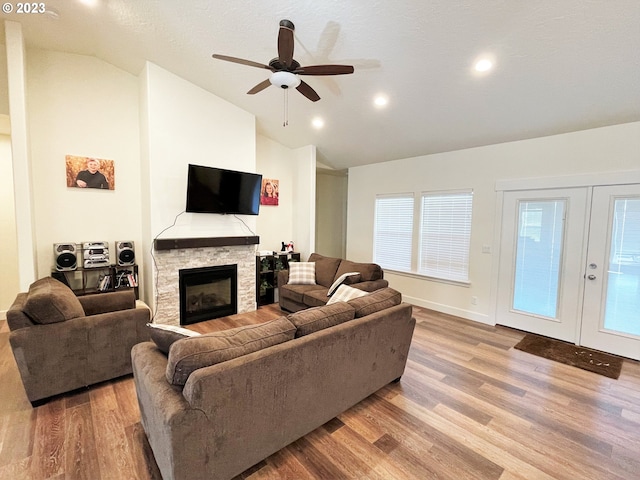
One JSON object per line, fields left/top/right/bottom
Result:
{"left": 419, "top": 192, "right": 473, "bottom": 282}
{"left": 374, "top": 194, "right": 414, "bottom": 271}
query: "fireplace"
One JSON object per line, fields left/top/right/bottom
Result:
{"left": 179, "top": 264, "right": 237, "bottom": 325}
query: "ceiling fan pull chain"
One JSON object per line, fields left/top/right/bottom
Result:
{"left": 283, "top": 89, "right": 289, "bottom": 127}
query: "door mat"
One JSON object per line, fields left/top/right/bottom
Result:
{"left": 513, "top": 334, "right": 623, "bottom": 379}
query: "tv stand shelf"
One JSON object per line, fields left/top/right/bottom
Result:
{"left": 52, "top": 264, "right": 139, "bottom": 299}
{"left": 256, "top": 252, "right": 300, "bottom": 306}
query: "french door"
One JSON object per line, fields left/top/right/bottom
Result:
{"left": 496, "top": 184, "right": 640, "bottom": 360}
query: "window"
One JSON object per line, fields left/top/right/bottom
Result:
{"left": 373, "top": 194, "right": 414, "bottom": 271}
{"left": 419, "top": 191, "right": 473, "bottom": 282}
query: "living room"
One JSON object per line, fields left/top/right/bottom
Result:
{"left": 1, "top": 2, "right": 640, "bottom": 479}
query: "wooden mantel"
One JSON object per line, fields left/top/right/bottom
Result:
{"left": 154, "top": 236, "right": 259, "bottom": 251}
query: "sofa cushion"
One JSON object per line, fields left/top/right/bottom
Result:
{"left": 279, "top": 284, "right": 325, "bottom": 304}
{"left": 288, "top": 262, "right": 316, "bottom": 285}
{"left": 147, "top": 323, "right": 201, "bottom": 354}
{"left": 287, "top": 302, "right": 355, "bottom": 337}
{"left": 23, "top": 277, "right": 85, "bottom": 324}
{"left": 303, "top": 288, "right": 332, "bottom": 308}
{"left": 335, "top": 260, "right": 383, "bottom": 282}
{"left": 327, "top": 272, "right": 362, "bottom": 296}
{"left": 348, "top": 287, "right": 402, "bottom": 318}
{"left": 327, "top": 284, "right": 369, "bottom": 305}
{"left": 308, "top": 253, "right": 342, "bottom": 287}
{"left": 166, "top": 316, "right": 296, "bottom": 386}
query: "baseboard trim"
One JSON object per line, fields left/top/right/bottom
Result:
{"left": 404, "top": 296, "right": 494, "bottom": 326}
{"left": 0, "top": 310, "right": 6, "bottom": 321}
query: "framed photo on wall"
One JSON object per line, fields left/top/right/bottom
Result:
{"left": 66, "top": 155, "right": 115, "bottom": 190}
{"left": 260, "top": 178, "right": 279, "bottom": 206}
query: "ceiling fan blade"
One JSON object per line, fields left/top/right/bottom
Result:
{"left": 294, "top": 64, "right": 355, "bottom": 76}
{"left": 278, "top": 24, "right": 295, "bottom": 68}
{"left": 247, "top": 79, "right": 272, "bottom": 95}
{"left": 212, "top": 54, "right": 273, "bottom": 70}
{"left": 296, "top": 80, "right": 320, "bottom": 102}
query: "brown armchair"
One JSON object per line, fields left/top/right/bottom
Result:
{"left": 7, "top": 277, "right": 151, "bottom": 406}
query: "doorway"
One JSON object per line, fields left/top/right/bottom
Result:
{"left": 496, "top": 183, "right": 640, "bottom": 360}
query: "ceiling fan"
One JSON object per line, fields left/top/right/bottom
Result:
{"left": 212, "top": 19, "right": 354, "bottom": 102}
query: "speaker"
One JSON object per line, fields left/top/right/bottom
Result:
{"left": 116, "top": 241, "right": 135, "bottom": 266}
{"left": 54, "top": 243, "right": 78, "bottom": 271}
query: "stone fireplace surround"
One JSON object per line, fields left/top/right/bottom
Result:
{"left": 153, "top": 236, "right": 258, "bottom": 326}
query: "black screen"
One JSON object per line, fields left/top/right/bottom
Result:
{"left": 186, "top": 164, "right": 262, "bottom": 215}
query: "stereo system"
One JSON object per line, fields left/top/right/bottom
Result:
{"left": 54, "top": 243, "right": 78, "bottom": 271}
{"left": 116, "top": 241, "right": 135, "bottom": 266}
{"left": 53, "top": 241, "right": 137, "bottom": 270}
{"left": 82, "top": 241, "right": 110, "bottom": 269}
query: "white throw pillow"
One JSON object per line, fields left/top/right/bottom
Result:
{"left": 327, "top": 284, "right": 368, "bottom": 304}
{"left": 288, "top": 262, "right": 316, "bottom": 285}
{"left": 147, "top": 323, "right": 201, "bottom": 354}
{"left": 327, "top": 272, "right": 361, "bottom": 296}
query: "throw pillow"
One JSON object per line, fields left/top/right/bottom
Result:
{"left": 288, "top": 262, "right": 316, "bottom": 285}
{"left": 287, "top": 302, "right": 355, "bottom": 337}
{"left": 326, "top": 284, "right": 368, "bottom": 305}
{"left": 166, "top": 316, "right": 296, "bottom": 386}
{"left": 348, "top": 287, "right": 402, "bottom": 318}
{"left": 147, "top": 323, "right": 201, "bottom": 354}
{"left": 327, "top": 272, "right": 362, "bottom": 296}
{"left": 23, "top": 277, "right": 85, "bottom": 324}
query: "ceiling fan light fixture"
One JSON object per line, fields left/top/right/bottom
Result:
{"left": 270, "top": 71, "right": 301, "bottom": 89}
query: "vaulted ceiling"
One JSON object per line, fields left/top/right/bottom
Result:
{"left": 3, "top": 0, "right": 640, "bottom": 169}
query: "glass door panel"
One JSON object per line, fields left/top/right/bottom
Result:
{"left": 513, "top": 200, "right": 565, "bottom": 318}
{"left": 581, "top": 185, "right": 640, "bottom": 361}
{"left": 604, "top": 198, "right": 640, "bottom": 336}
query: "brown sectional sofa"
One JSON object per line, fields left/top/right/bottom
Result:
{"left": 7, "top": 277, "right": 151, "bottom": 405}
{"left": 132, "top": 287, "right": 415, "bottom": 480}
{"left": 278, "top": 252, "right": 389, "bottom": 312}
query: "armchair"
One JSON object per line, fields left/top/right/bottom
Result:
{"left": 7, "top": 277, "right": 151, "bottom": 405}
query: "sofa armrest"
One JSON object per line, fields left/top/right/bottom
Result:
{"left": 131, "top": 342, "right": 208, "bottom": 479}
{"left": 352, "top": 279, "right": 389, "bottom": 293}
{"left": 79, "top": 290, "right": 136, "bottom": 316}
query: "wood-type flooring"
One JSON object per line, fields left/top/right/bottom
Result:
{"left": 0, "top": 304, "right": 639, "bottom": 479}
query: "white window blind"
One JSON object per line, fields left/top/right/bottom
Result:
{"left": 419, "top": 191, "right": 473, "bottom": 282}
{"left": 374, "top": 194, "right": 414, "bottom": 271}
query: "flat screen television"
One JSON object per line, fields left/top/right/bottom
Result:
{"left": 186, "top": 164, "right": 262, "bottom": 215}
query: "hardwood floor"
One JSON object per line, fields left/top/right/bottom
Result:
{"left": 1, "top": 305, "right": 639, "bottom": 479}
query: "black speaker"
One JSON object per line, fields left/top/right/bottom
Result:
{"left": 116, "top": 241, "right": 135, "bottom": 266}
{"left": 54, "top": 243, "right": 77, "bottom": 271}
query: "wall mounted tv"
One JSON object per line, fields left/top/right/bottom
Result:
{"left": 186, "top": 164, "right": 262, "bottom": 215}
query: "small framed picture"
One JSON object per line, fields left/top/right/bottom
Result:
{"left": 66, "top": 155, "right": 115, "bottom": 190}
{"left": 260, "top": 178, "right": 279, "bottom": 206}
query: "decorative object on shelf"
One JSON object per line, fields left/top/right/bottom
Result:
{"left": 260, "top": 178, "right": 279, "bottom": 206}
{"left": 65, "top": 155, "right": 115, "bottom": 190}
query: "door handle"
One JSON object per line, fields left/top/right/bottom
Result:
{"left": 587, "top": 274, "right": 596, "bottom": 280}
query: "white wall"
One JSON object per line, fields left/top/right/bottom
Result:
{"left": 347, "top": 122, "right": 640, "bottom": 323}
{"left": 5, "top": 21, "right": 35, "bottom": 291}
{"left": 27, "top": 49, "right": 142, "bottom": 279}
{"left": 142, "top": 62, "right": 257, "bottom": 240}
{"left": 0, "top": 131, "right": 19, "bottom": 311}
{"left": 316, "top": 169, "right": 347, "bottom": 258}
{"left": 140, "top": 62, "right": 257, "bottom": 304}
{"left": 293, "top": 145, "right": 316, "bottom": 260}
{"left": 256, "top": 134, "right": 295, "bottom": 252}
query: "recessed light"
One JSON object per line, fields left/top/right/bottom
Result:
{"left": 373, "top": 94, "right": 388, "bottom": 108}
{"left": 475, "top": 59, "right": 493, "bottom": 72}
{"left": 78, "top": 0, "right": 99, "bottom": 7}
{"left": 311, "top": 117, "right": 324, "bottom": 129}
